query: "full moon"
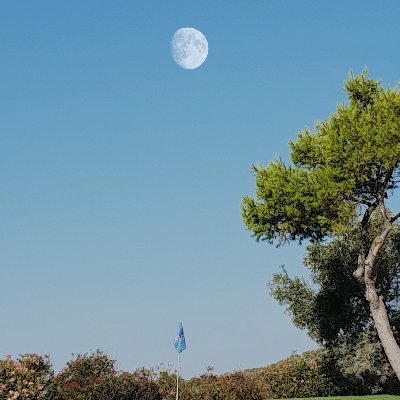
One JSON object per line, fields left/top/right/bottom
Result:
{"left": 171, "top": 28, "right": 208, "bottom": 70}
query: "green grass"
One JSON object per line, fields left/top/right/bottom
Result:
{"left": 281, "top": 396, "right": 400, "bottom": 400}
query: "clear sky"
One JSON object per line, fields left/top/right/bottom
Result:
{"left": 1, "top": 0, "right": 400, "bottom": 377}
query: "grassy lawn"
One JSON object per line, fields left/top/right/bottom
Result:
{"left": 282, "top": 396, "right": 400, "bottom": 400}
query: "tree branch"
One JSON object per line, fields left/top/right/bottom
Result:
{"left": 364, "top": 205, "right": 393, "bottom": 283}
{"left": 354, "top": 202, "right": 379, "bottom": 282}
{"left": 390, "top": 212, "right": 400, "bottom": 223}
{"left": 359, "top": 200, "right": 372, "bottom": 207}
{"left": 380, "top": 167, "right": 394, "bottom": 198}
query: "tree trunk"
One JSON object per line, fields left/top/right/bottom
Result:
{"left": 356, "top": 205, "right": 400, "bottom": 380}
{"left": 368, "top": 288, "right": 400, "bottom": 378}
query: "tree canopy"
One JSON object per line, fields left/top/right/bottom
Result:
{"left": 242, "top": 72, "right": 400, "bottom": 245}
{"left": 269, "top": 219, "right": 400, "bottom": 344}
{"left": 242, "top": 72, "right": 400, "bottom": 379}
{"left": 268, "top": 218, "right": 400, "bottom": 391}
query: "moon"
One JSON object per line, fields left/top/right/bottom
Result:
{"left": 171, "top": 28, "right": 208, "bottom": 70}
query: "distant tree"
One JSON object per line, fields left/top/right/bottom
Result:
{"left": 242, "top": 72, "right": 400, "bottom": 378}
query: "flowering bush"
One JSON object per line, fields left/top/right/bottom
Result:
{"left": 47, "top": 350, "right": 161, "bottom": 400}
{"left": 0, "top": 354, "right": 53, "bottom": 400}
{"left": 0, "top": 349, "right": 359, "bottom": 399}
{"left": 47, "top": 350, "right": 117, "bottom": 400}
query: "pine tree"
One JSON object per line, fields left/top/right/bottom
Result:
{"left": 242, "top": 72, "right": 400, "bottom": 378}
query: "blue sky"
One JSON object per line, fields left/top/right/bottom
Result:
{"left": 1, "top": 1, "right": 400, "bottom": 377}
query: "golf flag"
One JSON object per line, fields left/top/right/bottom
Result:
{"left": 174, "top": 322, "right": 186, "bottom": 353}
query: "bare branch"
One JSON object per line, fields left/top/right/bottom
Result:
{"left": 390, "top": 212, "right": 400, "bottom": 223}
{"left": 359, "top": 200, "right": 373, "bottom": 207}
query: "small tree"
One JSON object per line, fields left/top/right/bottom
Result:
{"left": 242, "top": 72, "right": 400, "bottom": 378}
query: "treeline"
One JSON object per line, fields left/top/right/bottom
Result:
{"left": 1, "top": 348, "right": 399, "bottom": 400}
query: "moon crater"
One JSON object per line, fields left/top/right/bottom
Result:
{"left": 171, "top": 28, "right": 208, "bottom": 70}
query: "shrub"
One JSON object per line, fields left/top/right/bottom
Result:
{"left": 150, "top": 365, "right": 262, "bottom": 400}
{"left": 47, "top": 350, "right": 161, "bottom": 400}
{"left": 156, "top": 367, "right": 176, "bottom": 400}
{"left": 255, "top": 352, "right": 342, "bottom": 399}
{"left": 0, "top": 353, "right": 53, "bottom": 400}
{"left": 173, "top": 368, "right": 263, "bottom": 400}
{"left": 114, "top": 369, "right": 160, "bottom": 400}
{"left": 326, "top": 330, "right": 400, "bottom": 395}
{"left": 47, "top": 350, "right": 116, "bottom": 400}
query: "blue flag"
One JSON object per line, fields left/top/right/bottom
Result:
{"left": 174, "top": 322, "right": 186, "bottom": 353}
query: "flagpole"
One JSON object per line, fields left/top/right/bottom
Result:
{"left": 173, "top": 322, "right": 185, "bottom": 400}
{"left": 175, "top": 352, "right": 180, "bottom": 400}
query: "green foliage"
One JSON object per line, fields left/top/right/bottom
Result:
{"left": 269, "top": 219, "right": 400, "bottom": 393}
{"left": 270, "top": 221, "right": 400, "bottom": 343}
{"left": 0, "top": 354, "right": 53, "bottom": 400}
{"left": 48, "top": 350, "right": 116, "bottom": 400}
{"left": 243, "top": 71, "right": 400, "bottom": 383}
{"left": 326, "top": 330, "right": 400, "bottom": 394}
{"left": 181, "top": 370, "right": 263, "bottom": 400}
{"left": 254, "top": 351, "right": 344, "bottom": 399}
{"left": 277, "top": 396, "right": 400, "bottom": 400}
{"left": 269, "top": 267, "right": 316, "bottom": 336}
{"left": 155, "top": 355, "right": 348, "bottom": 400}
{"left": 3, "top": 349, "right": 399, "bottom": 399}
{"left": 156, "top": 367, "right": 177, "bottom": 400}
{"left": 242, "top": 72, "right": 400, "bottom": 245}
{"left": 111, "top": 369, "right": 161, "bottom": 400}
{"left": 47, "top": 350, "right": 161, "bottom": 400}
